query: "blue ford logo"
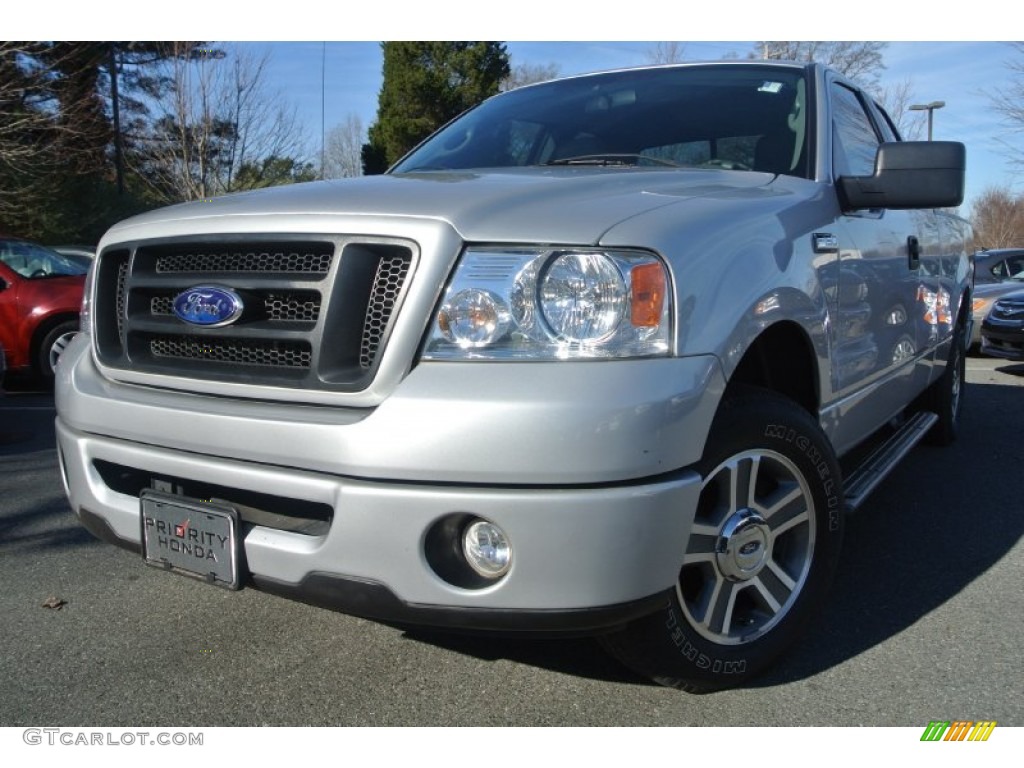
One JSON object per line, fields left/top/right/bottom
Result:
{"left": 172, "top": 286, "right": 244, "bottom": 327}
{"left": 739, "top": 541, "right": 761, "bottom": 556}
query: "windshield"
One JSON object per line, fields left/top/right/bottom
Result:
{"left": 393, "top": 65, "right": 810, "bottom": 178}
{"left": 0, "top": 240, "right": 89, "bottom": 279}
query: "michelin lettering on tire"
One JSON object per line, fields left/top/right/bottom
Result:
{"left": 764, "top": 423, "right": 842, "bottom": 532}
{"left": 666, "top": 607, "right": 748, "bottom": 674}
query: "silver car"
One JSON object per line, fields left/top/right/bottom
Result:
{"left": 55, "top": 62, "right": 969, "bottom": 692}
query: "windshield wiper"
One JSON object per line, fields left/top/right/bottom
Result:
{"left": 543, "top": 154, "right": 682, "bottom": 168}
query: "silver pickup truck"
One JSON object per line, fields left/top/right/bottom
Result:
{"left": 55, "top": 61, "right": 969, "bottom": 692}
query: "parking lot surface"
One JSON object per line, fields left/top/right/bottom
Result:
{"left": 1, "top": 359, "right": 1022, "bottom": 726}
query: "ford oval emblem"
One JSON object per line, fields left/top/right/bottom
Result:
{"left": 172, "top": 286, "right": 244, "bottom": 327}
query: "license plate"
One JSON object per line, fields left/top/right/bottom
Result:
{"left": 140, "top": 490, "right": 241, "bottom": 589}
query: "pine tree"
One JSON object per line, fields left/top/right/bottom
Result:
{"left": 363, "top": 42, "right": 510, "bottom": 174}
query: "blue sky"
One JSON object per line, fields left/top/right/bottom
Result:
{"left": 248, "top": 40, "right": 1019, "bottom": 213}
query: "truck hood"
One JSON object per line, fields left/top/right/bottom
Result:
{"left": 107, "top": 168, "right": 775, "bottom": 245}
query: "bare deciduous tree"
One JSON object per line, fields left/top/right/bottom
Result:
{"left": 501, "top": 61, "right": 561, "bottom": 92}
{"left": 971, "top": 186, "right": 1024, "bottom": 249}
{"left": 752, "top": 41, "right": 888, "bottom": 88}
{"left": 988, "top": 41, "right": 1024, "bottom": 170}
{"left": 0, "top": 42, "right": 106, "bottom": 219}
{"left": 874, "top": 77, "right": 926, "bottom": 140}
{"left": 131, "top": 43, "right": 309, "bottom": 203}
{"left": 645, "top": 42, "right": 687, "bottom": 65}
{"left": 323, "top": 113, "right": 364, "bottom": 179}
{"left": 751, "top": 41, "right": 928, "bottom": 140}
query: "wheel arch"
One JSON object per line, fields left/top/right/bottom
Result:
{"left": 31, "top": 312, "right": 80, "bottom": 356}
{"left": 725, "top": 321, "right": 820, "bottom": 416}
{"left": 30, "top": 311, "right": 80, "bottom": 374}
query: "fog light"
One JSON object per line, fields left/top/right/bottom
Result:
{"left": 463, "top": 519, "right": 512, "bottom": 578}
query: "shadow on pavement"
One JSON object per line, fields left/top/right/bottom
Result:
{"left": 0, "top": 386, "right": 56, "bottom": 456}
{"left": 0, "top": 446, "right": 99, "bottom": 553}
{"left": 995, "top": 363, "right": 1024, "bottom": 378}
{"left": 401, "top": 629, "right": 649, "bottom": 686}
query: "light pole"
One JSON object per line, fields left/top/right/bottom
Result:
{"left": 909, "top": 101, "right": 945, "bottom": 141}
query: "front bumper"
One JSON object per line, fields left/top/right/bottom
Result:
{"left": 56, "top": 335, "right": 720, "bottom": 629}
{"left": 58, "top": 418, "right": 700, "bottom": 630}
{"left": 980, "top": 322, "right": 1024, "bottom": 360}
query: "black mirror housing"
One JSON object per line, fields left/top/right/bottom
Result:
{"left": 838, "top": 141, "right": 965, "bottom": 211}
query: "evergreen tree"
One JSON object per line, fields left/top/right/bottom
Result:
{"left": 363, "top": 42, "right": 510, "bottom": 174}
{"left": 0, "top": 42, "right": 198, "bottom": 240}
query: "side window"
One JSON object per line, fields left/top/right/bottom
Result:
{"left": 0, "top": 242, "right": 82, "bottom": 278}
{"left": 1006, "top": 254, "right": 1024, "bottom": 278}
{"left": 831, "top": 84, "right": 881, "bottom": 177}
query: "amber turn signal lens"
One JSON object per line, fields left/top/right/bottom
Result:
{"left": 631, "top": 263, "right": 666, "bottom": 327}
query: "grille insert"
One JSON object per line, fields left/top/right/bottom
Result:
{"left": 265, "top": 292, "right": 320, "bottom": 322}
{"left": 151, "top": 296, "right": 172, "bottom": 315}
{"left": 150, "top": 336, "right": 312, "bottom": 368}
{"left": 115, "top": 260, "right": 128, "bottom": 341}
{"left": 360, "top": 253, "right": 413, "bottom": 369}
{"left": 156, "top": 248, "right": 332, "bottom": 274}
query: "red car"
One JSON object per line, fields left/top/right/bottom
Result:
{"left": 0, "top": 237, "right": 88, "bottom": 380}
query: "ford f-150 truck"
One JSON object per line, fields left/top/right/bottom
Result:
{"left": 55, "top": 61, "right": 969, "bottom": 692}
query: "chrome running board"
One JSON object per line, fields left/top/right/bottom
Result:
{"left": 844, "top": 411, "right": 938, "bottom": 513}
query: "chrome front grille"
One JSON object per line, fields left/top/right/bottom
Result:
{"left": 95, "top": 236, "right": 416, "bottom": 392}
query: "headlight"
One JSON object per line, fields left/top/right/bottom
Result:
{"left": 437, "top": 289, "right": 511, "bottom": 347}
{"left": 538, "top": 252, "right": 626, "bottom": 342}
{"left": 423, "top": 247, "right": 671, "bottom": 360}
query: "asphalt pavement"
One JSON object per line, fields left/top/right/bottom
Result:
{"left": 1, "top": 360, "right": 1022, "bottom": 726}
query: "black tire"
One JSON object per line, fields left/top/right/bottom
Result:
{"left": 922, "top": 321, "right": 966, "bottom": 446}
{"left": 36, "top": 319, "right": 79, "bottom": 382}
{"left": 601, "top": 387, "right": 844, "bottom": 692}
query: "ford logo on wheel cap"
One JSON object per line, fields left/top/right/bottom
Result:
{"left": 172, "top": 286, "right": 244, "bottom": 327}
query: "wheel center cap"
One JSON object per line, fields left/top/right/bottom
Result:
{"left": 715, "top": 509, "right": 771, "bottom": 581}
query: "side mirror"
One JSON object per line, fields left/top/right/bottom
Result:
{"left": 838, "top": 141, "right": 965, "bottom": 211}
